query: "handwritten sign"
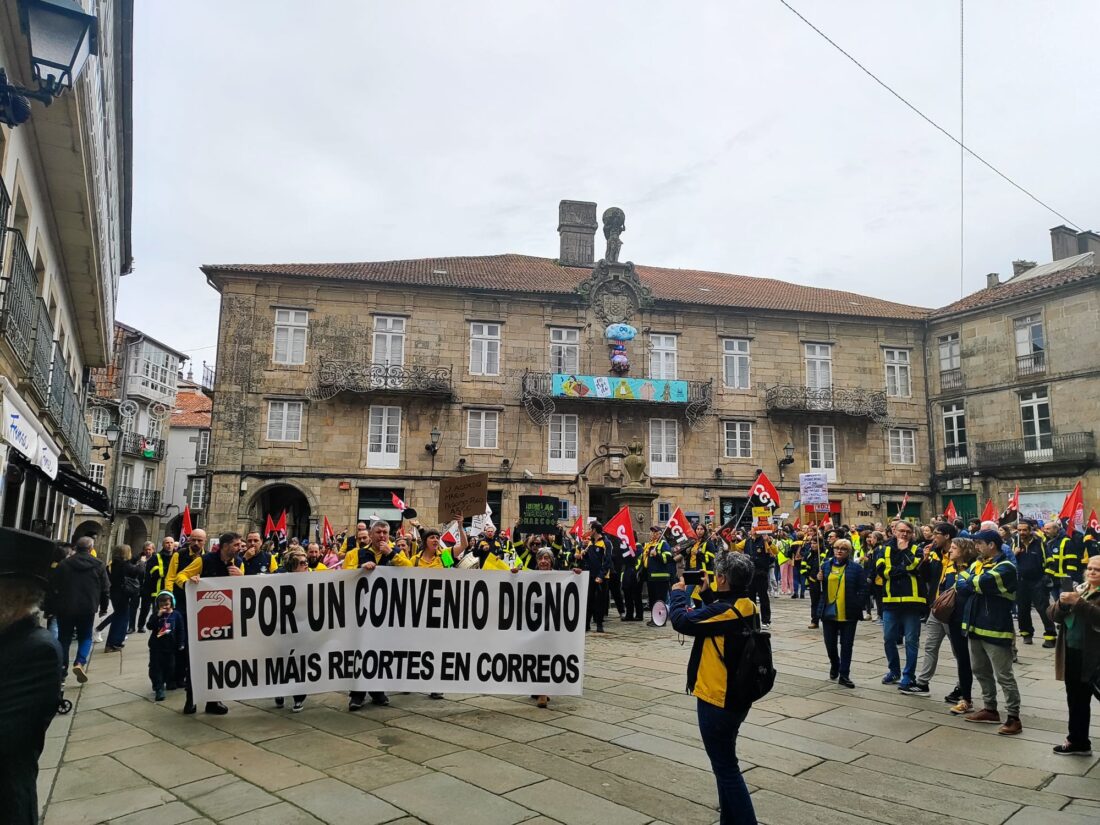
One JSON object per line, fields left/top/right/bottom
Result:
{"left": 518, "top": 496, "right": 559, "bottom": 533}
{"left": 438, "top": 472, "right": 488, "bottom": 522}
{"left": 799, "top": 473, "right": 829, "bottom": 506}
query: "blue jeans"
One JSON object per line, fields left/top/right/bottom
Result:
{"left": 822, "top": 619, "right": 858, "bottom": 678}
{"left": 883, "top": 609, "right": 921, "bottom": 684}
{"left": 57, "top": 613, "right": 95, "bottom": 674}
{"left": 696, "top": 699, "right": 757, "bottom": 825}
{"left": 792, "top": 570, "right": 805, "bottom": 598}
{"left": 107, "top": 594, "right": 131, "bottom": 648}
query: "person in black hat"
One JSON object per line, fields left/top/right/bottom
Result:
{"left": 0, "top": 527, "right": 64, "bottom": 825}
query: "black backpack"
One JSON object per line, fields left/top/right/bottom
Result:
{"left": 713, "top": 604, "right": 776, "bottom": 709}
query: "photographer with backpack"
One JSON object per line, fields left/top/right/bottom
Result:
{"left": 670, "top": 550, "right": 773, "bottom": 825}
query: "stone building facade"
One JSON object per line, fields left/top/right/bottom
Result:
{"left": 926, "top": 227, "right": 1099, "bottom": 523}
{"left": 202, "top": 201, "right": 934, "bottom": 538}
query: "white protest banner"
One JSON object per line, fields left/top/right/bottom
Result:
{"left": 185, "top": 567, "right": 589, "bottom": 705}
{"left": 798, "top": 472, "right": 829, "bottom": 506}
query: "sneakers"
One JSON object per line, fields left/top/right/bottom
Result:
{"left": 1053, "top": 742, "right": 1093, "bottom": 756}
{"left": 998, "top": 716, "right": 1023, "bottom": 736}
{"left": 429, "top": 692, "right": 444, "bottom": 700}
{"left": 899, "top": 682, "right": 930, "bottom": 697}
{"left": 808, "top": 622, "right": 819, "bottom": 630}
{"left": 881, "top": 672, "right": 900, "bottom": 685}
{"left": 837, "top": 676, "right": 855, "bottom": 689}
{"left": 348, "top": 698, "right": 365, "bottom": 712}
{"left": 369, "top": 692, "right": 390, "bottom": 706}
{"left": 292, "top": 699, "right": 305, "bottom": 713}
{"left": 94, "top": 631, "right": 104, "bottom": 643}
{"left": 762, "top": 623, "right": 771, "bottom": 630}
{"left": 274, "top": 697, "right": 285, "bottom": 708}
{"left": 943, "top": 687, "right": 963, "bottom": 704}
{"left": 964, "top": 708, "right": 1002, "bottom": 724}
{"left": 204, "top": 702, "right": 229, "bottom": 715}
{"left": 1021, "top": 636, "right": 1033, "bottom": 645}
{"left": 72, "top": 663, "right": 88, "bottom": 684}
{"left": 1042, "top": 639, "right": 1056, "bottom": 649}
{"left": 154, "top": 687, "right": 166, "bottom": 702}
{"left": 949, "top": 699, "right": 972, "bottom": 715}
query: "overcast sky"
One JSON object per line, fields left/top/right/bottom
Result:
{"left": 124, "top": 1, "right": 1100, "bottom": 368}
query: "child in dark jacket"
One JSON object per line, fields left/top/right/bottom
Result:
{"left": 147, "top": 591, "right": 186, "bottom": 701}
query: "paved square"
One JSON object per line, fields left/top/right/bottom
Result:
{"left": 41, "top": 596, "right": 1100, "bottom": 824}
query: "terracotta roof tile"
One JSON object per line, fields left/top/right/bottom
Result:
{"left": 931, "top": 266, "right": 1098, "bottom": 318}
{"left": 172, "top": 389, "right": 211, "bottom": 428}
{"left": 202, "top": 254, "right": 928, "bottom": 321}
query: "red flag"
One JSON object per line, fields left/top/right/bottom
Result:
{"left": 821, "top": 515, "right": 833, "bottom": 529}
{"left": 748, "top": 471, "right": 782, "bottom": 510}
{"left": 793, "top": 517, "right": 801, "bottom": 530}
{"left": 666, "top": 506, "right": 697, "bottom": 542}
{"left": 980, "top": 499, "right": 996, "bottom": 523}
{"left": 264, "top": 514, "right": 274, "bottom": 538}
{"left": 275, "top": 510, "right": 287, "bottom": 543}
{"left": 899, "top": 492, "right": 910, "bottom": 514}
{"left": 1087, "top": 509, "right": 1098, "bottom": 534}
{"left": 604, "top": 506, "right": 637, "bottom": 555}
{"left": 944, "top": 500, "right": 958, "bottom": 522}
{"left": 1058, "top": 482, "right": 1084, "bottom": 532}
{"left": 569, "top": 515, "right": 584, "bottom": 538}
{"left": 180, "top": 506, "right": 193, "bottom": 543}
{"left": 539, "top": 486, "right": 544, "bottom": 496}
{"left": 1008, "top": 485, "right": 1019, "bottom": 513}
{"left": 391, "top": 492, "right": 407, "bottom": 511}
{"left": 322, "top": 516, "right": 335, "bottom": 547}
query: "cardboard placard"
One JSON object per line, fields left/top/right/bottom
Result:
{"left": 518, "top": 495, "right": 560, "bottom": 533}
{"left": 798, "top": 472, "right": 829, "bottom": 506}
{"left": 751, "top": 506, "right": 774, "bottom": 534}
{"left": 438, "top": 472, "right": 488, "bottom": 522}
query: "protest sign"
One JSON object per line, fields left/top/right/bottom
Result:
{"left": 518, "top": 495, "right": 560, "bottom": 533}
{"left": 798, "top": 472, "right": 829, "bottom": 506}
{"left": 185, "top": 567, "right": 589, "bottom": 704}
{"left": 751, "top": 506, "right": 774, "bottom": 534}
{"left": 438, "top": 472, "right": 488, "bottom": 521}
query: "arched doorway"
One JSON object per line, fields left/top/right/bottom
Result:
{"left": 122, "top": 516, "right": 148, "bottom": 550}
{"left": 249, "top": 483, "right": 312, "bottom": 542}
{"left": 164, "top": 514, "right": 183, "bottom": 541}
{"left": 71, "top": 520, "right": 103, "bottom": 544}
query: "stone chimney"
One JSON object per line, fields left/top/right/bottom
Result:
{"left": 1011, "top": 260, "right": 1036, "bottom": 277}
{"left": 986, "top": 272, "right": 1000, "bottom": 289}
{"left": 1050, "top": 225, "right": 1079, "bottom": 260}
{"left": 1075, "top": 230, "right": 1100, "bottom": 258}
{"left": 558, "top": 200, "right": 597, "bottom": 267}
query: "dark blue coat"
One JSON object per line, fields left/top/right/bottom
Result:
{"left": 817, "top": 558, "right": 869, "bottom": 621}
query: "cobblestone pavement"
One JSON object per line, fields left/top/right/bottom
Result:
{"left": 40, "top": 595, "right": 1100, "bottom": 825}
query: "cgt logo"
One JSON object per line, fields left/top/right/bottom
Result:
{"left": 196, "top": 589, "right": 234, "bottom": 641}
{"left": 752, "top": 483, "right": 776, "bottom": 509}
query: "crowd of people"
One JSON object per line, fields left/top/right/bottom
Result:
{"left": 3, "top": 507, "right": 1097, "bottom": 825}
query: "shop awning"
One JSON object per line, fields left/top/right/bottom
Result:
{"left": 8, "top": 450, "right": 112, "bottom": 516}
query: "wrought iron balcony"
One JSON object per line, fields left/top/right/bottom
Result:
{"left": 315, "top": 359, "right": 453, "bottom": 401}
{"left": 974, "top": 431, "right": 1095, "bottom": 471}
{"left": 47, "top": 355, "right": 68, "bottom": 427}
{"left": 521, "top": 371, "right": 714, "bottom": 430}
{"left": 29, "top": 300, "right": 53, "bottom": 404}
{"left": 1016, "top": 352, "right": 1046, "bottom": 375}
{"left": 940, "top": 368, "right": 964, "bottom": 391}
{"left": 115, "top": 487, "right": 161, "bottom": 513}
{"left": 765, "top": 384, "right": 888, "bottom": 421}
{"left": 120, "top": 430, "right": 165, "bottom": 461}
{"left": 1, "top": 231, "right": 38, "bottom": 368}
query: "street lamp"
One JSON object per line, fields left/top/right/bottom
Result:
{"left": 426, "top": 427, "right": 441, "bottom": 456}
{"left": 778, "top": 441, "right": 795, "bottom": 481}
{"left": 101, "top": 423, "right": 121, "bottom": 461}
{"left": 0, "top": 0, "right": 98, "bottom": 127}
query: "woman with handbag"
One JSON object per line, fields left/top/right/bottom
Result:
{"left": 937, "top": 538, "right": 979, "bottom": 715}
{"left": 817, "top": 539, "right": 868, "bottom": 688}
{"left": 105, "top": 545, "right": 142, "bottom": 652}
{"left": 1048, "top": 554, "right": 1100, "bottom": 756}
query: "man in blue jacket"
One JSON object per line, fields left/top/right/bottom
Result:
{"left": 1014, "top": 520, "right": 1056, "bottom": 647}
{"left": 578, "top": 523, "right": 613, "bottom": 633}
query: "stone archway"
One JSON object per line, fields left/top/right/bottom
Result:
{"left": 122, "top": 516, "right": 148, "bottom": 550}
{"left": 248, "top": 483, "right": 312, "bottom": 542}
{"left": 71, "top": 519, "right": 103, "bottom": 544}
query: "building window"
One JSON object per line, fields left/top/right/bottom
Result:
{"left": 469, "top": 322, "right": 501, "bottom": 376}
{"left": 884, "top": 349, "right": 911, "bottom": 398}
{"left": 1014, "top": 314, "right": 1046, "bottom": 374}
{"left": 130, "top": 342, "right": 179, "bottom": 397}
{"left": 89, "top": 463, "right": 105, "bottom": 486}
{"left": 808, "top": 424, "right": 837, "bottom": 482}
{"left": 142, "top": 466, "right": 156, "bottom": 491}
{"left": 196, "top": 430, "right": 210, "bottom": 465}
{"left": 937, "top": 333, "right": 960, "bottom": 371}
{"left": 723, "top": 420, "right": 752, "bottom": 459}
{"left": 146, "top": 416, "right": 162, "bottom": 441}
{"left": 649, "top": 418, "right": 679, "bottom": 477}
{"left": 558, "top": 499, "right": 571, "bottom": 521}
{"left": 657, "top": 501, "right": 671, "bottom": 524}
{"left": 373, "top": 316, "right": 405, "bottom": 367}
{"left": 273, "top": 309, "right": 308, "bottom": 366}
{"left": 466, "top": 409, "right": 499, "bottom": 449}
{"left": 943, "top": 402, "right": 967, "bottom": 466}
{"left": 888, "top": 428, "right": 917, "bottom": 464}
{"left": 650, "top": 334, "right": 677, "bottom": 380}
{"left": 90, "top": 406, "right": 112, "bottom": 436}
{"left": 189, "top": 477, "right": 206, "bottom": 510}
{"left": 804, "top": 343, "right": 832, "bottom": 390}
{"left": 367, "top": 405, "right": 401, "bottom": 469}
{"left": 550, "top": 328, "right": 579, "bottom": 374}
{"left": 1019, "top": 388, "right": 1052, "bottom": 459}
{"left": 548, "top": 413, "right": 578, "bottom": 474}
{"left": 722, "top": 338, "right": 751, "bottom": 389}
{"left": 119, "top": 463, "right": 134, "bottom": 489}
{"left": 266, "top": 400, "right": 303, "bottom": 442}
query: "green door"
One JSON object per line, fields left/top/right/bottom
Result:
{"left": 942, "top": 493, "right": 977, "bottom": 521}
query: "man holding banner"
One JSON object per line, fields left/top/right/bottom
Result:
{"left": 577, "top": 522, "right": 613, "bottom": 633}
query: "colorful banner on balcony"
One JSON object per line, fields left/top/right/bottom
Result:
{"left": 185, "top": 567, "right": 589, "bottom": 704}
{"left": 552, "top": 374, "right": 688, "bottom": 402}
